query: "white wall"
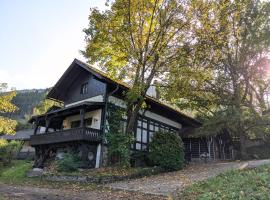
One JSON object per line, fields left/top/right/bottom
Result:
{"left": 63, "top": 109, "right": 102, "bottom": 130}
{"left": 65, "top": 95, "right": 104, "bottom": 107}
{"left": 108, "top": 96, "right": 182, "bottom": 129}
{"left": 143, "top": 111, "right": 182, "bottom": 129}
{"left": 108, "top": 96, "right": 127, "bottom": 108}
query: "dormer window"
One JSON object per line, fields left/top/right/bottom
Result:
{"left": 80, "top": 82, "right": 88, "bottom": 94}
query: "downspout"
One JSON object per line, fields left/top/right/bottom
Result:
{"left": 99, "top": 84, "right": 119, "bottom": 167}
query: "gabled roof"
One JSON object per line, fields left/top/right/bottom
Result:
{"left": 47, "top": 59, "right": 202, "bottom": 127}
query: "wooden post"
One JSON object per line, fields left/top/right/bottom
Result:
{"left": 33, "top": 121, "right": 39, "bottom": 135}
{"left": 213, "top": 139, "right": 216, "bottom": 160}
{"left": 80, "top": 108, "right": 85, "bottom": 127}
{"left": 45, "top": 118, "right": 51, "bottom": 133}
{"left": 199, "top": 138, "right": 201, "bottom": 156}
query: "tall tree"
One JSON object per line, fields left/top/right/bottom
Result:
{"left": 83, "top": 0, "right": 192, "bottom": 134}
{"left": 33, "top": 91, "right": 61, "bottom": 116}
{"left": 164, "top": 0, "right": 270, "bottom": 158}
{"left": 0, "top": 83, "right": 17, "bottom": 134}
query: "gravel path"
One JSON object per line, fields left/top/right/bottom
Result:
{"left": 106, "top": 159, "right": 270, "bottom": 197}
{"left": 0, "top": 183, "right": 165, "bottom": 200}
{"left": 1, "top": 159, "right": 269, "bottom": 199}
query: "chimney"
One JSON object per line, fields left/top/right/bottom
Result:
{"left": 146, "top": 80, "right": 160, "bottom": 100}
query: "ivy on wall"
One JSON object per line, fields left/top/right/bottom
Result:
{"left": 105, "top": 103, "right": 134, "bottom": 167}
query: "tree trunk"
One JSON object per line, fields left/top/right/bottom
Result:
{"left": 125, "top": 99, "right": 144, "bottom": 135}
{"left": 239, "top": 133, "right": 248, "bottom": 160}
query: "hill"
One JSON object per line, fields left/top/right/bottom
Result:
{"left": 5, "top": 88, "right": 49, "bottom": 121}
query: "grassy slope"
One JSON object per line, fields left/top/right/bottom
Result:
{"left": 0, "top": 160, "right": 159, "bottom": 191}
{"left": 180, "top": 164, "right": 270, "bottom": 200}
{"left": 0, "top": 160, "right": 33, "bottom": 184}
{"left": 0, "top": 160, "right": 97, "bottom": 191}
{"left": 3, "top": 160, "right": 270, "bottom": 200}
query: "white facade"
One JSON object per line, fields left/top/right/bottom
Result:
{"left": 143, "top": 111, "right": 182, "bottom": 129}
{"left": 108, "top": 96, "right": 182, "bottom": 129}
{"left": 62, "top": 109, "right": 102, "bottom": 130}
{"left": 65, "top": 95, "right": 104, "bottom": 107}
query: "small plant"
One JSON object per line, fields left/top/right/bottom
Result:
{"left": 0, "top": 138, "right": 22, "bottom": 166}
{"left": 149, "top": 131, "right": 185, "bottom": 171}
{"left": 57, "top": 153, "right": 81, "bottom": 172}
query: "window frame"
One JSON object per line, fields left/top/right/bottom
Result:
{"left": 134, "top": 115, "right": 179, "bottom": 151}
{"left": 80, "top": 82, "right": 88, "bottom": 94}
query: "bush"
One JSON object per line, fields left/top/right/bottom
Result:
{"left": 106, "top": 132, "right": 134, "bottom": 167}
{"left": 0, "top": 139, "right": 22, "bottom": 166}
{"left": 131, "top": 151, "right": 149, "bottom": 167}
{"left": 149, "top": 131, "right": 184, "bottom": 171}
{"left": 57, "top": 153, "right": 82, "bottom": 172}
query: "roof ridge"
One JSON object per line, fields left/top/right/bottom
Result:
{"left": 74, "top": 59, "right": 199, "bottom": 124}
{"left": 74, "top": 59, "right": 131, "bottom": 88}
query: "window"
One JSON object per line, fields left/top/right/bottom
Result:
{"left": 71, "top": 120, "right": 80, "bottom": 128}
{"left": 85, "top": 118, "right": 92, "bottom": 127}
{"left": 70, "top": 118, "right": 92, "bottom": 128}
{"left": 80, "top": 82, "right": 88, "bottom": 94}
{"left": 134, "top": 116, "right": 178, "bottom": 151}
{"left": 135, "top": 118, "right": 148, "bottom": 151}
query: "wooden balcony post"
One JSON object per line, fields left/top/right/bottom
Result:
{"left": 80, "top": 108, "right": 85, "bottom": 128}
{"left": 45, "top": 118, "right": 51, "bottom": 133}
{"left": 33, "top": 122, "right": 39, "bottom": 135}
{"left": 33, "top": 117, "right": 39, "bottom": 135}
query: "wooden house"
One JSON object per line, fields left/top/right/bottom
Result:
{"left": 29, "top": 59, "right": 233, "bottom": 168}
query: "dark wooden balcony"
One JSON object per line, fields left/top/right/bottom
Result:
{"left": 30, "top": 127, "right": 101, "bottom": 146}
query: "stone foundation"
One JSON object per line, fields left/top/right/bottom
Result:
{"left": 33, "top": 141, "right": 100, "bottom": 168}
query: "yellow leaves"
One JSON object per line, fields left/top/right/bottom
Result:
{"left": 0, "top": 91, "right": 17, "bottom": 113}
{"left": 0, "top": 116, "right": 17, "bottom": 135}
{"left": 0, "top": 138, "right": 8, "bottom": 147}
{"left": 33, "top": 99, "right": 60, "bottom": 115}
{"left": 0, "top": 89, "right": 17, "bottom": 134}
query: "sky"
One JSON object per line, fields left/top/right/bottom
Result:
{"left": 0, "top": 0, "right": 106, "bottom": 90}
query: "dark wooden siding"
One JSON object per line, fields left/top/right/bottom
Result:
{"left": 64, "top": 71, "right": 106, "bottom": 105}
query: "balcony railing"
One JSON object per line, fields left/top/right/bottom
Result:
{"left": 30, "top": 127, "right": 101, "bottom": 146}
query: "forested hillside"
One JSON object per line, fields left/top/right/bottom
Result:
{"left": 5, "top": 88, "right": 49, "bottom": 121}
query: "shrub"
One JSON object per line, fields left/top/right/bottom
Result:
{"left": 0, "top": 139, "right": 22, "bottom": 166}
{"left": 57, "top": 153, "right": 82, "bottom": 172}
{"left": 131, "top": 150, "right": 150, "bottom": 167}
{"left": 149, "top": 131, "right": 184, "bottom": 171}
{"left": 106, "top": 132, "right": 134, "bottom": 167}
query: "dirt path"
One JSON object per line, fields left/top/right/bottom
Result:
{"left": 1, "top": 159, "right": 270, "bottom": 199}
{"left": 106, "top": 159, "right": 270, "bottom": 197}
{"left": 0, "top": 183, "right": 165, "bottom": 200}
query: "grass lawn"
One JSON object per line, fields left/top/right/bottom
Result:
{"left": 0, "top": 160, "right": 160, "bottom": 191}
{"left": 0, "top": 160, "right": 33, "bottom": 184}
{"left": 180, "top": 164, "right": 270, "bottom": 200}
